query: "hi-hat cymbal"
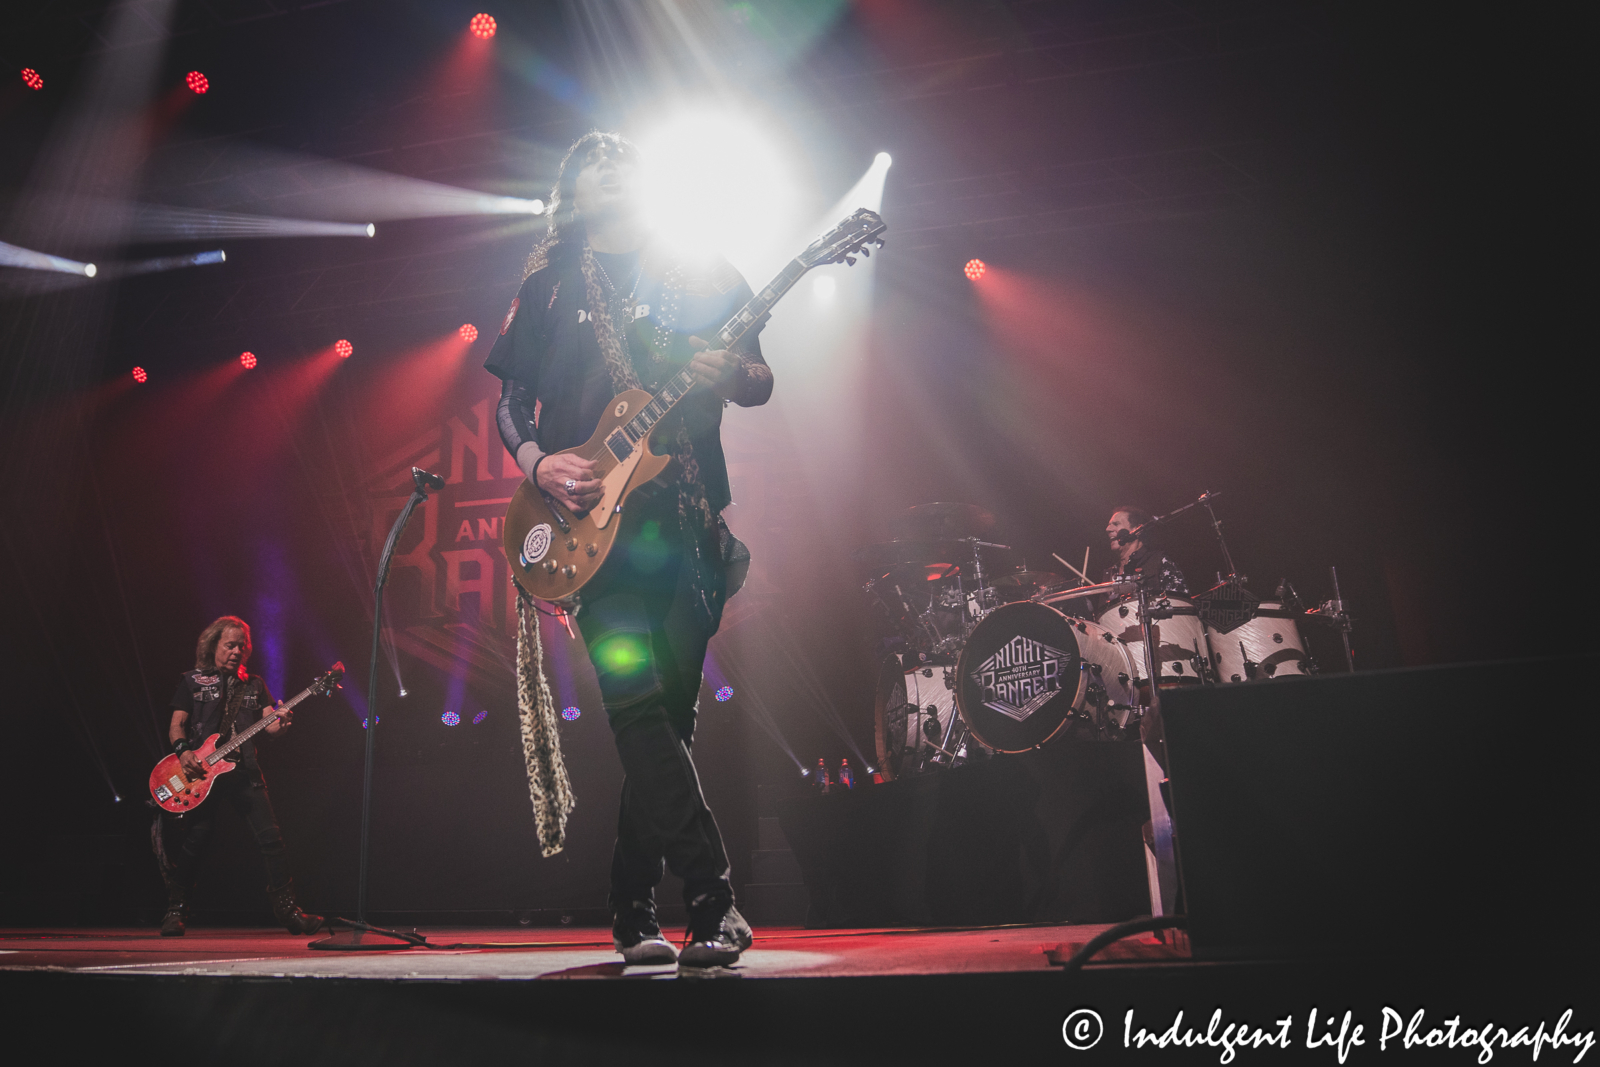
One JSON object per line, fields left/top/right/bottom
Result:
{"left": 890, "top": 502, "right": 996, "bottom": 539}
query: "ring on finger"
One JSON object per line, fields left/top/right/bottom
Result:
{"left": 565, "top": 478, "right": 576, "bottom": 492}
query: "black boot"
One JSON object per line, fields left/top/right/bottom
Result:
{"left": 160, "top": 884, "right": 188, "bottom": 937}
{"left": 267, "top": 880, "right": 323, "bottom": 935}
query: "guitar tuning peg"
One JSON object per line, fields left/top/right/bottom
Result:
{"left": 876, "top": 238, "right": 887, "bottom": 248}
{"left": 859, "top": 247, "right": 871, "bottom": 257}
{"left": 845, "top": 255, "right": 857, "bottom": 266}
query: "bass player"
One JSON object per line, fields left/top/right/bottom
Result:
{"left": 484, "top": 131, "right": 771, "bottom": 967}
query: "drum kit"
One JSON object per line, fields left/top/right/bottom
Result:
{"left": 859, "top": 493, "right": 1356, "bottom": 781}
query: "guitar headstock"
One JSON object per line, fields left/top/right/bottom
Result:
{"left": 800, "top": 208, "right": 887, "bottom": 269}
{"left": 313, "top": 661, "right": 345, "bottom": 696}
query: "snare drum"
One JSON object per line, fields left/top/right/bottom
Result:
{"left": 954, "top": 601, "right": 1140, "bottom": 752}
{"left": 1208, "top": 601, "right": 1310, "bottom": 682}
{"left": 1096, "top": 597, "right": 1209, "bottom": 684}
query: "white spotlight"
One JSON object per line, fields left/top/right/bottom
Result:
{"left": 875, "top": 152, "right": 892, "bottom": 168}
{"left": 365, "top": 223, "right": 376, "bottom": 237}
{"left": 84, "top": 263, "right": 98, "bottom": 278}
{"left": 638, "top": 108, "right": 796, "bottom": 267}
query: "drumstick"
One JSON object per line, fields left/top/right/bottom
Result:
{"left": 1082, "top": 546, "right": 1090, "bottom": 584}
{"left": 1052, "top": 552, "right": 1092, "bottom": 585}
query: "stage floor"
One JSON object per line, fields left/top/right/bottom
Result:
{"left": 0, "top": 921, "right": 1174, "bottom": 979}
{"left": 1, "top": 922, "right": 1585, "bottom": 1064}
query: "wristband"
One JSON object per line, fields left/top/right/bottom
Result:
{"left": 530, "top": 452, "right": 549, "bottom": 489}
{"left": 172, "top": 738, "right": 190, "bottom": 755}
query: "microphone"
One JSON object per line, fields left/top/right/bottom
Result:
{"left": 411, "top": 467, "right": 446, "bottom": 493}
{"left": 1114, "top": 529, "right": 1137, "bottom": 545}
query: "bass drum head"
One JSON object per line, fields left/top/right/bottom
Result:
{"left": 954, "top": 601, "right": 1086, "bottom": 753}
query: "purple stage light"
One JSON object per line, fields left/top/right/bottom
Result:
{"left": 715, "top": 686, "right": 733, "bottom": 702}
{"left": 561, "top": 706, "right": 581, "bottom": 721}
{"left": 442, "top": 711, "right": 461, "bottom": 726}
{"left": 361, "top": 716, "right": 380, "bottom": 729}
{"left": 472, "top": 710, "right": 487, "bottom": 724}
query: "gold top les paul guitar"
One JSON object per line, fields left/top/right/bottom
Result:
{"left": 501, "top": 208, "right": 887, "bottom": 602}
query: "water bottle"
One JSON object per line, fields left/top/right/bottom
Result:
{"left": 814, "top": 758, "right": 830, "bottom": 794}
{"left": 838, "top": 758, "right": 854, "bottom": 790}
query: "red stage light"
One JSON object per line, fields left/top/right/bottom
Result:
{"left": 459, "top": 323, "right": 479, "bottom": 343}
{"left": 964, "top": 258, "right": 986, "bottom": 281}
{"left": 132, "top": 366, "right": 148, "bottom": 383}
{"left": 469, "top": 13, "right": 497, "bottom": 38}
{"left": 240, "top": 351, "right": 257, "bottom": 369}
{"left": 334, "top": 339, "right": 353, "bottom": 358}
{"left": 21, "top": 68, "right": 43, "bottom": 91}
{"left": 186, "top": 71, "right": 209, "bottom": 94}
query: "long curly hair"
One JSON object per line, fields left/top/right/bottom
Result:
{"left": 194, "top": 615, "right": 252, "bottom": 673}
{"left": 522, "top": 130, "right": 641, "bottom": 280}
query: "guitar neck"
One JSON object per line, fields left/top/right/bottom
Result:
{"left": 610, "top": 257, "right": 809, "bottom": 450}
{"left": 206, "top": 681, "right": 316, "bottom": 765}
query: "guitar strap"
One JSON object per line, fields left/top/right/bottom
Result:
{"left": 577, "top": 244, "right": 726, "bottom": 633}
{"left": 216, "top": 673, "right": 251, "bottom": 743}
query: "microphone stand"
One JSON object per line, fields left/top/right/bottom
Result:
{"left": 311, "top": 467, "right": 443, "bottom": 950}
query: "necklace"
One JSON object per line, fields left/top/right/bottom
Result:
{"left": 593, "top": 255, "right": 642, "bottom": 304}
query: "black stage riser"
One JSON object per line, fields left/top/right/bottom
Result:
{"left": 1162, "top": 656, "right": 1596, "bottom": 959}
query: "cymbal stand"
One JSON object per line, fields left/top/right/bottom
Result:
{"left": 1201, "top": 494, "right": 1238, "bottom": 578}
{"left": 1327, "top": 565, "right": 1355, "bottom": 671}
{"left": 1134, "top": 576, "right": 1181, "bottom": 920}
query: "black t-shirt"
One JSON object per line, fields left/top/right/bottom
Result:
{"left": 171, "top": 669, "right": 274, "bottom": 761}
{"left": 483, "top": 241, "right": 770, "bottom": 513}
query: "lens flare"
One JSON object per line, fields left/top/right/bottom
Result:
{"left": 186, "top": 71, "right": 209, "bottom": 94}
{"left": 132, "top": 367, "right": 148, "bottom": 383}
{"left": 459, "top": 323, "right": 479, "bottom": 343}
{"left": 964, "top": 259, "right": 986, "bottom": 281}
{"left": 334, "top": 339, "right": 353, "bottom": 358}
{"left": 240, "top": 351, "right": 257, "bottom": 369}
{"left": 470, "top": 13, "right": 497, "bottom": 38}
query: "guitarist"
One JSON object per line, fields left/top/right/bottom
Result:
{"left": 154, "top": 615, "right": 322, "bottom": 937}
{"left": 485, "top": 132, "right": 772, "bottom": 967}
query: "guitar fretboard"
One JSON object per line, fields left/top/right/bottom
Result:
{"left": 605, "top": 256, "right": 808, "bottom": 459}
{"left": 205, "top": 678, "right": 324, "bottom": 765}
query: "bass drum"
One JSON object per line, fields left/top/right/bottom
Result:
{"left": 872, "top": 657, "right": 959, "bottom": 782}
{"left": 954, "top": 601, "right": 1139, "bottom": 753}
{"left": 1208, "top": 601, "right": 1311, "bottom": 682}
{"left": 1096, "top": 597, "right": 1209, "bottom": 684}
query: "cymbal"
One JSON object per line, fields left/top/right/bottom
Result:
{"left": 853, "top": 539, "right": 1017, "bottom": 571}
{"left": 890, "top": 502, "right": 996, "bottom": 539}
{"left": 993, "top": 570, "right": 1067, "bottom": 589}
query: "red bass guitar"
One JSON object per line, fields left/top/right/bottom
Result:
{"left": 148, "top": 662, "right": 344, "bottom": 813}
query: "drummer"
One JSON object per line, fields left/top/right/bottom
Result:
{"left": 1104, "top": 506, "right": 1189, "bottom": 598}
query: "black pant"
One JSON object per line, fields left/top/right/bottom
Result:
{"left": 160, "top": 761, "right": 291, "bottom": 892}
{"left": 576, "top": 499, "right": 732, "bottom": 910}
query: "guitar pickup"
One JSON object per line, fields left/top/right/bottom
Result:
{"left": 606, "top": 430, "right": 633, "bottom": 461}
{"left": 168, "top": 775, "right": 186, "bottom": 793}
